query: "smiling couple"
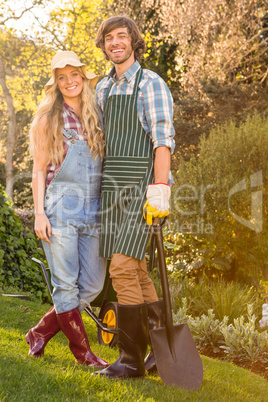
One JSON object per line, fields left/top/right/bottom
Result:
{"left": 26, "top": 16, "right": 175, "bottom": 380}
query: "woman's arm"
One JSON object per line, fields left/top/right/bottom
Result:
{"left": 32, "top": 116, "right": 51, "bottom": 243}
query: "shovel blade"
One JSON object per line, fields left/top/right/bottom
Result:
{"left": 150, "top": 323, "right": 203, "bottom": 390}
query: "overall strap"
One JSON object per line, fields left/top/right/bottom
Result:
{"left": 62, "top": 128, "right": 72, "bottom": 139}
{"left": 62, "top": 128, "right": 79, "bottom": 139}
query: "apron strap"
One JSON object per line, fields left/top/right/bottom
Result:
{"left": 104, "top": 80, "right": 114, "bottom": 112}
{"left": 132, "top": 67, "right": 143, "bottom": 95}
{"left": 103, "top": 67, "right": 143, "bottom": 111}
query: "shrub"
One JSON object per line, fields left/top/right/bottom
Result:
{"left": 174, "top": 300, "right": 268, "bottom": 362}
{"left": 174, "top": 299, "right": 226, "bottom": 353}
{"left": 190, "top": 310, "right": 227, "bottom": 353}
{"left": 220, "top": 305, "right": 268, "bottom": 362}
{"left": 185, "top": 277, "right": 261, "bottom": 323}
{"left": 0, "top": 185, "right": 49, "bottom": 301}
{"left": 171, "top": 112, "right": 268, "bottom": 283}
{"left": 150, "top": 262, "right": 261, "bottom": 319}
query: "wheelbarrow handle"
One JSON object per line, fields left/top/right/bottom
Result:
{"left": 32, "top": 257, "right": 53, "bottom": 299}
{"left": 84, "top": 306, "right": 117, "bottom": 335}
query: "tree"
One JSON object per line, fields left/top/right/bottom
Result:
{"left": 171, "top": 112, "right": 268, "bottom": 283}
{"left": 0, "top": 55, "right": 16, "bottom": 198}
{"left": 113, "top": 0, "right": 268, "bottom": 89}
{"left": 0, "top": 27, "right": 53, "bottom": 201}
{"left": 28, "top": 0, "right": 110, "bottom": 73}
{"left": 112, "top": 0, "right": 180, "bottom": 85}
{"left": 0, "top": 0, "right": 53, "bottom": 200}
{"left": 0, "top": 0, "right": 110, "bottom": 201}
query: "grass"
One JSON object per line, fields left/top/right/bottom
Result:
{"left": 0, "top": 293, "right": 268, "bottom": 401}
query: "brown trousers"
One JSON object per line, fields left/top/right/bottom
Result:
{"left": 109, "top": 253, "right": 158, "bottom": 305}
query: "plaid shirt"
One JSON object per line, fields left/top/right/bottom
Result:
{"left": 46, "top": 102, "right": 86, "bottom": 185}
{"left": 96, "top": 61, "right": 175, "bottom": 153}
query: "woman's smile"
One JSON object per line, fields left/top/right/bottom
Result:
{"left": 56, "top": 65, "right": 83, "bottom": 100}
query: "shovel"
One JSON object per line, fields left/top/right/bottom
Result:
{"left": 149, "top": 223, "right": 203, "bottom": 390}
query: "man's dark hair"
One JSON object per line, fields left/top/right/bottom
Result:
{"left": 95, "top": 16, "right": 146, "bottom": 62}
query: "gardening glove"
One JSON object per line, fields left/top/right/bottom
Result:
{"left": 143, "top": 183, "right": 171, "bottom": 226}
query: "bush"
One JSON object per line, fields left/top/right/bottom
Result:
{"left": 171, "top": 112, "right": 268, "bottom": 283}
{"left": 220, "top": 305, "right": 268, "bottom": 362}
{"left": 185, "top": 277, "right": 261, "bottom": 323}
{"left": 0, "top": 185, "right": 49, "bottom": 301}
{"left": 150, "top": 261, "right": 261, "bottom": 319}
{"left": 190, "top": 310, "right": 227, "bottom": 353}
{"left": 174, "top": 299, "right": 226, "bottom": 353}
{"left": 174, "top": 300, "right": 268, "bottom": 362}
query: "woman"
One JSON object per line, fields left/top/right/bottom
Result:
{"left": 26, "top": 51, "right": 108, "bottom": 368}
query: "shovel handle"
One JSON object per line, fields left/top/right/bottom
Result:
{"left": 153, "top": 224, "right": 176, "bottom": 359}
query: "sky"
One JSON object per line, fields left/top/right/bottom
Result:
{"left": 3, "top": 0, "right": 65, "bottom": 37}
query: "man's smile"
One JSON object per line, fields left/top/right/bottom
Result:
{"left": 111, "top": 48, "right": 124, "bottom": 54}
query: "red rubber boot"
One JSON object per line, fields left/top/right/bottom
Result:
{"left": 56, "top": 307, "right": 109, "bottom": 368}
{"left": 25, "top": 306, "right": 60, "bottom": 358}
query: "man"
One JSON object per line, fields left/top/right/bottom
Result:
{"left": 95, "top": 15, "right": 175, "bottom": 379}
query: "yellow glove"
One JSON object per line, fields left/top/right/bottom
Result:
{"left": 143, "top": 183, "right": 171, "bottom": 226}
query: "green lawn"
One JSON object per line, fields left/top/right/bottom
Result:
{"left": 0, "top": 294, "right": 267, "bottom": 401}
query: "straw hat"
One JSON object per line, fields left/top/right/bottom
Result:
{"left": 44, "top": 51, "right": 98, "bottom": 91}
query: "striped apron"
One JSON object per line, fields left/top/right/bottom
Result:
{"left": 100, "top": 68, "right": 154, "bottom": 260}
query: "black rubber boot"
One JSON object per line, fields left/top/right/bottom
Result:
{"left": 95, "top": 303, "right": 148, "bottom": 379}
{"left": 144, "top": 299, "right": 164, "bottom": 373}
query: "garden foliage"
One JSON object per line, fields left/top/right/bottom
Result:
{"left": 181, "top": 277, "right": 260, "bottom": 323}
{"left": 0, "top": 185, "right": 49, "bottom": 301}
{"left": 174, "top": 300, "right": 268, "bottom": 363}
{"left": 171, "top": 112, "right": 268, "bottom": 282}
{"left": 220, "top": 305, "right": 268, "bottom": 362}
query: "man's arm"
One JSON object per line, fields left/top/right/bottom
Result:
{"left": 141, "top": 74, "right": 175, "bottom": 154}
{"left": 142, "top": 74, "right": 174, "bottom": 225}
{"left": 143, "top": 146, "right": 171, "bottom": 225}
{"left": 154, "top": 146, "right": 171, "bottom": 184}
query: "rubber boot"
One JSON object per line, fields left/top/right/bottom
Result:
{"left": 95, "top": 303, "right": 148, "bottom": 379}
{"left": 56, "top": 307, "right": 109, "bottom": 368}
{"left": 144, "top": 299, "right": 164, "bottom": 373}
{"left": 25, "top": 306, "right": 60, "bottom": 358}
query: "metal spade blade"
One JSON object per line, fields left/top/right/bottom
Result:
{"left": 149, "top": 224, "right": 203, "bottom": 390}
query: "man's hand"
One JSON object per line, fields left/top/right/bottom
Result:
{"left": 143, "top": 183, "right": 170, "bottom": 225}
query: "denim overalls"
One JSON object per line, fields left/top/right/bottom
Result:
{"left": 42, "top": 130, "right": 106, "bottom": 313}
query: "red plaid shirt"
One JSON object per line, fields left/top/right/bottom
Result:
{"left": 46, "top": 102, "right": 86, "bottom": 185}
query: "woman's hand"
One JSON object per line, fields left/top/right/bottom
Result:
{"left": 34, "top": 213, "right": 51, "bottom": 244}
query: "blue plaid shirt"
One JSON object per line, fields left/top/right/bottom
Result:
{"left": 96, "top": 61, "right": 175, "bottom": 153}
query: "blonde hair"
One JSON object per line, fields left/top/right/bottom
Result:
{"left": 29, "top": 66, "right": 104, "bottom": 165}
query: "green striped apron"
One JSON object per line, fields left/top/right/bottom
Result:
{"left": 100, "top": 68, "right": 154, "bottom": 260}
